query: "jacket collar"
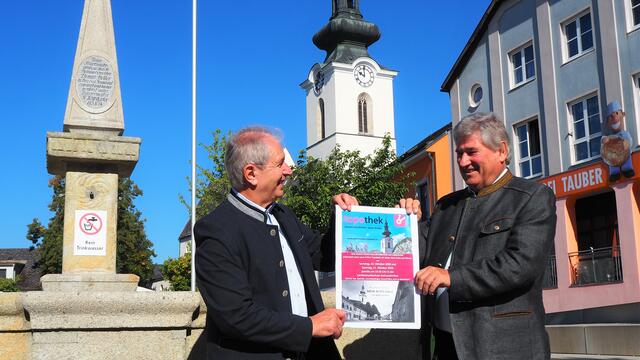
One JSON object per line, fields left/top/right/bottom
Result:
{"left": 475, "top": 170, "right": 513, "bottom": 197}
{"left": 228, "top": 190, "right": 276, "bottom": 223}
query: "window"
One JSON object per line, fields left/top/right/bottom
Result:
{"left": 510, "top": 43, "right": 535, "bottom": 87}
{"left": 416, "top": 180, "right": 431, "bottom": 221}
{"left": 631, "top": 0, "right": 640, "bottom": 28}
{"left": 318, "top": 99, "right": 325, "bottom": 139}
{"left": 569, "top": 94, "right": 601, "bottom": 162}
{"left": 564, "top": 12, "right": 593, "bottom": 60}
{"left": 569, "top": 190, "right": 623, "bottom": 286}
{"left": 469, "top": 83, "right": 483, "bottom": 107}
{"left": 357, "top": 94, "right": 372, "bottom": 134}
{"left": 358, "top": 97, "right": 368, "bottom": 133}
{"left": 515, "top": 119, "right": 543, "bottom": 178}
{"left": 0, "top": 266, "right": 13, "bottom": 279}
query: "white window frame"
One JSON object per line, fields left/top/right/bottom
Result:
{"left": 509, "top": 42, "right": 536, "bottom": 89}
{"left": 562, "top": 10, "right": 594, "bottom": 63}
{"left": 568, "top": 93, "right": 602, "bottom": 164}
{"left": 469, "top": 83, "right": 483, "bottom": 108}
{"left": 0, "top": 265, "right": 14, "bottom": 280}
{"left": 626, "top": 0, "right": 640, "bottom": 33}
{"left": 633, "top": 73, "right": 640, "bottom": 140}
{"left": 514, "top": 118, "right": 544, "bottom": 179}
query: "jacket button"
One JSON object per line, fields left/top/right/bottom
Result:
{"left": 282, "top": 290, "right": 288, "bottom": 297}
{"left": 448, "top": 235, "right": 455, "bottom": 242}
{"left": 494, "top": 225, "right": 500, "bottom": 231}
{"left": 270, "top": 229, "right": 277, "bottom": 236}
{"left": 279, "top": 260, "right": 285, "bottom": 268}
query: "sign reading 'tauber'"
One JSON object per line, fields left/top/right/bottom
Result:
{"left": 539, "top": 152, "right": 640, "bottom": 198}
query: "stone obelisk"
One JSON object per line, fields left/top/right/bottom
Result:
{"left": 43, "top": 0, "right": 141, "bottom": 291}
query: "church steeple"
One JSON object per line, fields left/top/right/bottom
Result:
{"left": 312, "top": 0, "right": 381, "bottom": 64}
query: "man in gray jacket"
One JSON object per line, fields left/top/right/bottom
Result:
{"left": 414, "top": 112, "right": 556, "bottom": 359}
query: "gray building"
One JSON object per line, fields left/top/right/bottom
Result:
{"left": 442, "top": 0, "right": 640, "bottom": 322}
{"left": 443, "top": 0, "right": 640, "bottom": 186}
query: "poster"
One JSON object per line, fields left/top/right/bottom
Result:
{"left": 73, "top": 210, "right": 107, "bottom": 256}
{"left": 335, "top": 205, "right": 420, "bottom": 329}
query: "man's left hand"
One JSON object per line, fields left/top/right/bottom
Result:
{"left": 415, "top": 266, "right": 451, "bottom": 295}
{"left": 332, "top": 193, "right": 359, "bottom": 211}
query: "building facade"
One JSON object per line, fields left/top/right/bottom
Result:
{"left": 442, "top": 0, "right": 640, "bottom": 320}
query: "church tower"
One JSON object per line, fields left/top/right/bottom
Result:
{"left": 300, "top": 0, "right": 397, "bottom": 159}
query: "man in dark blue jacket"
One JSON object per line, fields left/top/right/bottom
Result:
{"left": 195, "top": 126, "right": 357, "bottom": 360}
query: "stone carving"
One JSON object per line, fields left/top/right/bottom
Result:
{"left": 75, "top": 55, "right": 115, "bottom": 112}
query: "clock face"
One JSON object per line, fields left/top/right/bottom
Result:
{"left": 313, "top": 70, "right": 324, "bottom": 95}
{"left": 354, "top": 64, "right": 374, "bottom": 87}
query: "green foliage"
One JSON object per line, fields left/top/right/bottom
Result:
{"left": 26, "top": 176, "right": 65, "bottom": 274}
{"left": 27, "top": 176, "right": 156, "bottom": 286}
{"left": 161, "top": 252, "right": 191, "bottom": 291}
{"left": 0, "top": 277, "right": 20, "bottom": 292}
{"left": 116, "top": 178, "right": 156, "bottom": 287}
{"left": 282, "top": 135, "right": 412, "bottom": 233}
{"left": 180, "top": 129, "right": 232, "bottom": 221}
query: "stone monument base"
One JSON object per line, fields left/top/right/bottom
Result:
{"left": 16, "top": 291, "right": 204, "bottom": 360}
{"left": 41, "top": 273, "right": 139, "bottom": 292}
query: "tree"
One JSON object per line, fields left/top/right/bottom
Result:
{"left": 26, "top": 176, "right": 65, "bottom": 274}
{"left": 282, "top": 135, "right": 412, "bottom": 233}
{"left": 180, "top": 129, "right": 231, "bottom": 220}
{"left": 161, "top": 250, "right": 191, "bottom": 291}
{"left": 115, "top": 178, "right": 156, "bottom": 286}
{"left": 27, "top": 176, "right": 156, "bottom": 286}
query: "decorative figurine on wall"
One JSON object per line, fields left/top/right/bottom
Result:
{"left": 601, "top": 101, "right": 635, "bottom": 182}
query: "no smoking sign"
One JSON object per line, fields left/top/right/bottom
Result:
{"left": 74, "top": 210, "right": 107, "bottom": 256}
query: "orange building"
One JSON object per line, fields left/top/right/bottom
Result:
{"left": 398, "top": 124, "right": 453, "bottom": 218}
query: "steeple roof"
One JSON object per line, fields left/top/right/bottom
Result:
{"left": 312, "top": 0, "right": 380, "bottom": 65}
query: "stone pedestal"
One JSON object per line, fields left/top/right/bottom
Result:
{"left": 62, "top": 172, "right": 118, "bottom": 273}
{"left": 21, "top": 292, "right": 203, "bottom": 360}
{"left": 41, "top": 273, "right": 139, "bottom": 292}
{"left": 45, "top": 131, "right": 140, "bottom": 290}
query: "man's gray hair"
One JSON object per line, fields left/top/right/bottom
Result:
{"left": 225, "top": 126, "right": 281, "bottom": 190}
{"left": 453, "top": 112, "right": 511, "bottom": 165}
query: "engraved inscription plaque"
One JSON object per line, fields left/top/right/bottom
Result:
{"left": 75, "top": 55, "right": 115, "bottom": 113}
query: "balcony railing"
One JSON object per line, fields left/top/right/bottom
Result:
{"left": 569, "top": 246, "right": 623, "bottom": 286}
{"left": 542, "top": 255, "right": 557, "bottom": 289}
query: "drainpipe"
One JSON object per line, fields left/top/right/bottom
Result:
{"left": 426, "top": 151, "right": 436, "bottom": 216}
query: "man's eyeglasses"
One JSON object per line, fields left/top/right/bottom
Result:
{"left": 253, "top": 162, "right": 290, "bottom": 170}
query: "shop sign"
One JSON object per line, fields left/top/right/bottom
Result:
{"left": 539, "top": 152, "right": 640, "bottom": 199}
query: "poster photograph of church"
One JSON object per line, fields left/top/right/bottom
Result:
{"left": 335, "top": 206, "right": 420, "bottom": 329}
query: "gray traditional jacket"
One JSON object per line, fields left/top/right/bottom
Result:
{"left": 423, "top": 171, "right": 556, "bottom": 360}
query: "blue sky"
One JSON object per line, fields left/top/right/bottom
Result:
{"left": 1, "top": 1, "right": 489, "bottom": 262}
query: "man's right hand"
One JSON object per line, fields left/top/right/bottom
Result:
{"left": 310, "top": 308, "right": 346, "bottom": 339}
{"left": 396, "top": 198, "right": 421, "bottom": 219}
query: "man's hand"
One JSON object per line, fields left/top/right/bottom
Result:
{"left": 332, "top": 193, "right": 359, "bottom": 211}
{"left": 415, "top": 266, "right": 451, "bottom": 295}
{"left": 310, "top": 308, "right": 346, "bottom": 339}
{"left": 395, "top": 198, "right": 421, "bottom": 219}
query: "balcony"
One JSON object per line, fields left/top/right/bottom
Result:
{"left": 542, "top": 255, "right": 558, "bottom": 289}
{"left": 569, "top": 246, "right": 623, "bottom": 286}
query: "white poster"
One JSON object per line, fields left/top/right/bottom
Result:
{"left": 73, "top": 210, "right": 107, "bottom": 256}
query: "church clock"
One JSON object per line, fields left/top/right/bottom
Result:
{"left": 354, "top": 64, "right": 374, "bottom": 87}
